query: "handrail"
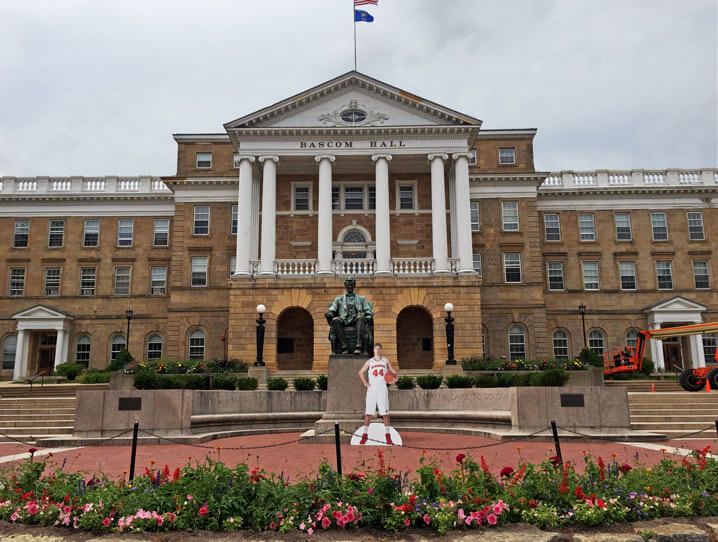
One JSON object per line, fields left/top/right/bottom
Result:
{"left": 28, "top": 369, "right": 49, "bottom": 392}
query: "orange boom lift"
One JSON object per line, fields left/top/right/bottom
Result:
{"left": 603, "top": 322, "right": 718, "bottom": 391}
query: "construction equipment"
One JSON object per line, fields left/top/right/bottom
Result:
{"left": 603, "top": 322, "right": 718, "bottom": 391}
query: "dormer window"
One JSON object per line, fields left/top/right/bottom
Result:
{"left": 340, "top": 108, "right": 367, "bottom": 125}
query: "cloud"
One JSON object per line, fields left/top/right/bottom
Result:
{"left": 0, "top": 0, "right": 715, "bottom": 175}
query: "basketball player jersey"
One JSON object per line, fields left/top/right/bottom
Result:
{"left": 367, "top": 357, "right": 388, "bottom": 387}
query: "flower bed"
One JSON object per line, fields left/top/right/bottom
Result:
{"left": 3, "top": 447, "right": 718, "bottom": 534}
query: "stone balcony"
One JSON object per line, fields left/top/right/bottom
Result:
{"left": 0, "top": 176, "right": 172, "bottom": 197}
{"left": 540, "top": 168, "right": 718, "bottom": 190}
{"left": 248, "top": 257, "right": 462, "bottom": 278}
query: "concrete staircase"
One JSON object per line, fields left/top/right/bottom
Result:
{"left": 605, "top": 379, "right": 683, "bottom": 393}
{"left": 0, "top": 384, "right": 107, "bottom": 445}
{"left": 626, "top": 391, "right": 718, "bottom": 438}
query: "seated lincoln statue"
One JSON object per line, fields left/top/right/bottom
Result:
{"left": 326, "top": 277, "right": 374, "bottom": 355}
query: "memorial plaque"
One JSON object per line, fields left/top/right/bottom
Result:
{"left": 118, "top": 397, "right": 142, "bottom": 411}
{"left": 560, "top": 393, "right": 585, "bottom": 407}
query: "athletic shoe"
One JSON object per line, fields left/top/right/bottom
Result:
{"left": 359, "top": 433, "right": 368, "bottom": 445}
{"left": 385, "top": 433, "right": 393, "bottom": 445}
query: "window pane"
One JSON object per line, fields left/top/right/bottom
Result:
{"left": 582, "top": 261, "right": 600, "bottom": 290}
{"left": 189, "top": 330, "right": 205, "bottom": 360}
{"left": 619, "top": 261, "right": 637, "bottom": 290}
{"left": 110, "top": 335, "right": 127, "bottom": 362}
{"left": 499, "top": 147, "right": 516, "bottom": 165}
{"left": 191, "top": 256, "right": 208, "bottom": 287}
{"left": 44, "top": 267, "right": 61, "bottom": 296}
{"left": 2, "top": 335, "right": 17, "bottom": 370}
{"left": 656, "top": 261, "right": 673, "bottom": 289}
{"left": 84, "top": 219, "right": 99, "bottom": 247}
{"left": 231, "top": 205, "right": 238, "bottom": 234}
{"left": 114, "top": 267, "right": 131, "bottom": 295}
{"left": 75, "top": 336, "right": 91, "bottom": 367}
{"left": 151, "top": 266, "right": 167, "bottom": 295}
{"left": 154, "top": 219, "right": 169, "bottom": 246}
{"left": 332, "top": 186, "right": 341, "bottom": 210}
{"left": 193, "top": 206, "right": 210, "bottom": 235}
{"left": 147, "top": 335, "right": 163, "bottom": 361}
{"left": 544, "top": 213, "right": 560, "bottom": 241}
{"left": 588, "top": 330, "right": 605, "bottom": 355}
{"left": 14, "top": 220, "right": 30, "bottom": 248}
{"left": 80, "top": 268, "right": 96, "bottom": 296}
{"left": 502, "top": 202, "right": 519, "bottom": 231}
{"left": 9, "top": 268, "right": 25, "bottom": 296}
{"left": 49, "top": 220, "right": 64, "bottom": 247}
{"left": 472, "top": 252, "right": 482, "bottom": 274}
{"left": 693, "top": 261, "right": 710, "bottom": 289}
{"left": 547, "top": 261, "right": 564, "bottom": 290}
{"left": 703, "top": 334, "right": 718, "bottom": 363}
{"left": 344, "top": 186, "right": 364, "bottom": 210}
{"left": 615, "top": 213, "right": 632, "bottom": 240}
{"left": 196, "top": 152, "right": 212, "bottom": 168}
{"left": 294, "top": 186, "right": 310, "bottom": 211}
{"left": 471, "top": 201, "right": 480, "bottom": 232}
{"left": 553, "top": 330, "right": 569, "bottom": 361}
{"left": 688, "top": 212, "right": 705, "bottom": 240}
{"left": 398, "top": 185, "right": 414, "bottom": 210}
{"left": 578, "top": 214, "right": 595, "bottom": 241}
{"left": 504, "top": 253, "right": 522, "bottom": 283}
{"left": 117, "top": 219, "right": 134, "bottom": 246}
{"left": 508, "top": 325, "right": 526, "bottom": 360}
{"left": 651, "top": 212, "right": 668, "bottom": 240}
{"left": 625, "top": 329, "right": 640, "bottom": 349}
{"left": 368, "top": 186, "right": 376, "bottom": 210}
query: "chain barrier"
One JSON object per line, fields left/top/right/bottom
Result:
{"left": 0, "top": 427, "right": 135, "bottom": 452}
{"left": 556, "top": 424, "right": 718, "bottom": 442}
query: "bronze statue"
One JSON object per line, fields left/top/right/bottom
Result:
{"left": 326, "top": 277, "right": 374, "bottom": 355}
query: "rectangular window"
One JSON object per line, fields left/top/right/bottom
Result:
{"left": 656, "top": 260, "right": 673, "bottom": 290}
{"left": 229, "top": 255, "right": 236, "bottom": 277}
{"left": 499, "top": 147, "right": 516, "bottom": 165}
{"left": 231, "top": 205, "right": 238, "bottom": 235}
{"left": 651, "top": 212, "right": 668, "bottom": 241}
{"left": 293, "top": 185, "right": 310, "bottom": 211}
{"left": 582, "top": 261, "right": 600, "bottom": 290}
{"left": 398, "top": 184, "right": 415, "bottom": 210}
{"left": 468, "top": 149, "right": 478, "bottom": 166}
{"left": 44, "top": 267, "right": 61, "bottom": 296}
{"left": 470, "top": 201, "right": 480, "bottom": 232}
{"left": 196, "top": 152, "right": 212, "bottom": 169}
{"left": 117, "top": 219, "right": 134, "bottom": 247}
{"left": 332, "top": 186, "right": 341, "bottom": 210}
{"left": 619, "top": 261, "right": 637, "bottom": 290}
{"left": 191, "top": 256, "right": 208, "bottom": 287}
{"left": 615, "top": 212, "right": 632, "bottom": 241}
{"left": 193, "top": 206, "right": 210, "bottom": 235}
{"left": 543, "top": 213, "right": 561, "bottom": 241}
{"left": 80, "top": 268, "right": 96, "bottom": 296}
{"left": 502, "top": 201, "right": 519, "bottom": 231}
{"left": 368, "top": 185, "right": 376, "bottom": 210}
{"left": 233, "top": 152, "right": 240, "bottom": 169}
{"left": 75, "top": 339, "right": 90, "bottom": 367}
{"left": 9, "top": 268, "right": 25, "bottom": 297}
{"left": 13, "top": 220, "right": 29, "bottom": 248}
{"left": 114, "top": 266, "right": 131, "bottom": 295}
{"left": 578, "top": 213, "right": 596, "bottom": 241}
{"left": 150, "top": 266, "right": 167, "bottom": 295}
{"left": 344, "top": 186, "right": 365, "bottom": 210}
{"left": 48, "top": 219, "right": 65, "bottom": 247}
{"left": 83, "top": 219, "right": 100, "bottom": 247}
{"left": 547, "top": 261, "right": 565, "bottom": 291}
{"left": 688, "top": 212, "right": 705, "bottom": 240}
{"left": 693, "top": 260, "right": 710, "bottom": 289}
{"left": 472, "top": 252, "right": 482, "bottom": 274}
{"left": 153, "top": 219, "right": 170, "bottom": 246}
{"left": 503, "top": 253, "right": 522, "bottom": 283}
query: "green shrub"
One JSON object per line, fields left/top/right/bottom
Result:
{"left": 78, "top": 371, "right": 111, "bottom": 384}
{"left": 473, "top": 374, "right": 498, "bottom": 387}
{"left": 212, "top": 374, "right": 237, "bottom": 390}
{"left": 539, "top": 368, "right": 569, "bottom": 387}
{"left": 641, "top": 358, "right": 655, "bottom": 376}
{"left": 206, "top": 359, "right": 249, "bottom": 374}
{"left": 316, "top": 374, "right": 328, "bottom": 390}
{"left": 416, "top": 375, "right": 442, "bottom": 389}
{"left": 53, "top": 362, "right": 84, "bottom": 381}
{"left": 579, "top": 347, "right": 603, "bottom": 368}
{"left": 445, "top": 375, "right": 473, "bottom": 388}
{"left": 515, "top": 373, "right": 533, "bottom": 386}
{"left": 528, "top": 372, "right": 545, "bottom": 386}
{"left": 496, "top": 373, "right": 517, "bottom": 387}
{"left": 236, "top": 377, "right": 259, "bottom": 391}
{"left": 293, "top": 377, "right": 316, "bottom": 391}
{"left": 461, "top": 356, "right": 490, "bottom": 371}
{"left": 109, "top": 349, "right": 133, "bottom": 372}
{"left": 396, "top": 376, "right": 415, "bottom": 389}
{"left": 133, "top": 367, "right": 160, "bottom": 389}
{"left": 267, "top": 377, "right": 288, "bottom": 391}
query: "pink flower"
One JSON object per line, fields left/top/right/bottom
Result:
{"left": 487, "top": 513, "right": 497, "bottom": 526}
{"left": 493, "top": 503, "right": 503, "bottom": 515}
{"left": 308, "top": 528, "right": 314, "bottom": 535}
{"left": 423, "top": 513, "right": 431, "bottom": 525}
{"left": 166, "top": 512, "right": 177, "bottom": 522}
{"left": 332, "top": 510, "right": 342, "bottom": 519}
{"left": 156, "top": 515, "right": 163, "bottom": 526}
{"left": 24, "top": 501, "right": 38, "bottom": 515}
{"left": 299, "top": 522, "right": 306, "bottom": 530}
{"left": 457, "top": 508, "right": 465, "bottom": 522}
{"left": 321, "top": 516, "right": 331, "bottom": 529}
{"left": 367, "top": 487, "right": 374, "bottom": 494}
{"left": 198, "top": 503, "right": 209, "bottom": 517}
{"left": 345, "top": 510, "right": 355, "bottom": 523}
{"left": 403, "top": 517, "right": 411, "bottom": 527}
{"left": 336, "top": 518, "right": 345, "bottom": 527}
{"left": 102, "top": 517, "right": 111, "bottom": 528}
{"left": 62, "top": 505, "right": 72, "bottom": 515}
{"left": 186, "top": 494, "right": 193, "bottom": 501}
{"left": 10, "top": 511, "right": 19, "bottom": 522}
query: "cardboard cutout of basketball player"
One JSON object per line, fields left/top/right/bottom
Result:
{"left": 354, "top": 343, "right": 402, "bottom": 446}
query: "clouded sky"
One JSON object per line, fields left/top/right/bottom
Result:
{"left": 0, "top": 0, "right": 715, "bottom": 176}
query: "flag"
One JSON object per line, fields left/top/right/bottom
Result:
{"left": 354, "top": 9, "right": 374, "bottom": 22}
{"left": 354, "top": 0, "right": 378, "bottom": 6}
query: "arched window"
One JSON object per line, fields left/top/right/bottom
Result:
{"left": 75, "top": 335, "right": 91, "bottom": 367}
{"left": 552, "top": 330, "right": 570, "bottom": 361}
{"left": 508, "top": 325, "right": 526, "bottom": 361}
{"left": 188, "top": 329, "right": 205, "bottom": 360}
{"left": 109, "top": 334, "right": 127, "bottom": 363}
{"left": 703, "top": 334, "right": 718, "bottom": 363}
{"left": 588, "top": 329, "right": 606, "bottom": 356}
{"left": 341, "top": 229, "right": 368, "bottom": 259}
{"left": 343, "top": 230, "right": 366, "bottom": 243}
{"left": 625, "top": 328, "right": 640, "bottom": 349}
{"left": 146, "top": 334, "right": 163, "bottom": 361}
{"left": 2, "top": 335, "right": 17, "bottom": 370}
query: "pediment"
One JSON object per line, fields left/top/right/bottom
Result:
{"left": 224, "top": 71, "right": 482, "bottom": 131}
{"left": 12, "top": 304, "right": 71, "bottom": 320}
{"left": 644, "top": 296, "right": 707, "bottom": 313}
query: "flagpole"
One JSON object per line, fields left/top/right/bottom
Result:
{"left": 353, "top": 0, "right": 357, "bottom": 71}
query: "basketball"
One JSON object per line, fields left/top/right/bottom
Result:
{"left": 384, "top": 372, "right": 397, "bottom": 385}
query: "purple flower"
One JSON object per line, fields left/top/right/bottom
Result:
{"left": 628, "top": 491, "right": 637, "bottom": 499}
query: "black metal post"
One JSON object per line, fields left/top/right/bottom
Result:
{"left": 714, "top": 418, "right": 718, "bottom": 439}
{"left": 255, "top": 312, "right": 266, "bottom": 366}
{"left": 125, "top": 308, "right": 133, "bottom": 356}
{"left": 578, "top": 304, "right": 587, "bottom": 349}
{"left": 550, "top": 420, "right": 563, "bottom": 466}
{"left": 445, "top": 310, "right": 456, "bottom": 365}
{"left": 334, "top": 422, "right": 343, "bottom": 476}
{"left": 129, "top": 421, "right": 139, "bottom": 481}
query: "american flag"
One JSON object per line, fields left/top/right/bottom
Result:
{"left": 354, "top": 0, "right": 378, "bottom": 6}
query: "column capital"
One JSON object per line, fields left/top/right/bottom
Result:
{"left": 315, "top": 154, "right": 336, "bottom": 163}
{"left": 452, "top": 152, "right": 473, "bottom": 161}
{"left": 236, "top": 155, "right": 256, "bottom": 164}
{"left": 428, "top": 153, "right": 449, "bottom": 162}
{"left": 258, "top": 155, "right": 279, "bottom": 163}
{"left": 371, "top": 154, "right": 392, "bottom": 162}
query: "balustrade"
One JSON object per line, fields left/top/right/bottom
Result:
{"left": 333, "top": 258, "right": 376, "bottom": 276}
{"left": 274, "top": 259, "right": 317, "bottom": 276}
{"left": 392, "top": 258, "right": 434, "bottom": 275}
{"left": 49, "top": 179, "right": 72, "bottom": 191}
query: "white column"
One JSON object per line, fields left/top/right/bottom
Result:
{"left": 448, "top": 167, "right": 458, "bottom": 260}
{"left": 251, "top": 169, "right": 260, "bottom": 262}
{"left": 372, "top": 154, "right": 392, "bottom": 275}
{"left": 234, "top": 156, "right": 255, "bottom": 276}
{"left": 452, "top": 152, "right": 475, "bottom": 274}
{"left": 316, "top": 155, "right": 335, "bottom": 275}
{"left": 12, "top": 329, "right": 26, "bottom": 381}
{"left": 428, "top": 154, "right": 450, "bottom": 274}
{"left": 259, "top": 156, "right": 279, "bottom": 276}
{"left": 690, "top": 333, "right": 706, "bottom": 368}
{"left": 54, "top": 329, "right": 66, "bottom": 368}
{"left": 648, "top": 322, "right": 665, "bottom": 371}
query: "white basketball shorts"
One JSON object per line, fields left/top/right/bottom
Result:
{"left": 365, "top": 384, "right": 389, "bottom": 416}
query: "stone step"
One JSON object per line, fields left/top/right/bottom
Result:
{"left": 631, "top": 415, "right": 718, "bottom": 422}
{"left": 631, "top": 421, "right": 718, "bottom": 431}
{"left": 0, "top": 413, "right": 75, "bottom": 420}
{"left": 0, "top": 409, "right": 76, "bottom": 416}
{"left": 0, "top": 426, "right": 74, "bottom": 436}
{"left": 0, "top": 420, "right": 74, "bottom": 429}
{"left": 0, "top": 434, "right": 71, "bottom": 445}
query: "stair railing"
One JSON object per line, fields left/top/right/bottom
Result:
{"left": 28, "top": 370, "right": 49, "bottom": 393}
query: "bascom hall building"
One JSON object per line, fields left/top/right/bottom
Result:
{"left": 1, "top": 71, "right": 717, "bottom": 380}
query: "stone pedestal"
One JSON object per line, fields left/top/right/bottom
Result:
{"left": 442, "top": 364, "right": 464, "bottom": 377}
{"left": 247, "top": 365, "right": 268, "bottom": 385}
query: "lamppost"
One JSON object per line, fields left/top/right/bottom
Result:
{"left": 578, "top": 303, "right": 587, "bottom": 349}
{"left": 125, "top": 308, "right": 134, "bottom": 356}
{"left": 255, "top": 304, "right": 266, "bottom": 366}
{"left": 444, "top": 302, "right": 456, "bottom": 365}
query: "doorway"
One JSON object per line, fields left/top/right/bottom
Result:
{"left": 662, "top": 336, "right": 683, "bottom": 371}
{"left": 36, "top": 333, "right": 57, "bottom": 374}
{"left": 396, "top": 306, "right": 434, "bottom": 369}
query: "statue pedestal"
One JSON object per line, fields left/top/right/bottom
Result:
{"left": 247, "top": 365, "right": 268, "bottom": 385}
{"left": 309, "top": 355, "right": 369, "bottom": 443}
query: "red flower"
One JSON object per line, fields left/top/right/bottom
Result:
{"left": 597, "top": 456, "right": 606, "bottom": 481}
{"left": 198, "top": 503, "right": 209, "bottom": 517}
{"left": 403, "top": 517, "right": 411, "bottom": 527}
{"left": 28, "top": 447, "right": 37, "bottom": 455}
{"left": 480, "top": 456, "right": 491, "bottom": 474}
{"left": 172, "top": 468, "right": 181, "bottom": 481}
{"left": 548, "top": 455, "right": 561, "bottom": 466}
{"left": 456, "top": 453, "right": 466, "bottom": 464}
{"left": 500, "top": 466, "right": 514, "bottom": 478}
{"left": 618, "top": 463, "right": 632, "bottom": 474}
{"left": 321, "top": 516, "right": 331, "bottom": 529}
{"left": 559, "top": 464, "right": 569, "bottom": 494}
{"left": 575, "top": 486, "right": 586, "bottom": 500}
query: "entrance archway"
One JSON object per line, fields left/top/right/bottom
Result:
{"left": 276, "top": 307, "right": 314, "bottom": 370}
{"left": 396, "top": 306, "right": 433, "bottom": 369}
